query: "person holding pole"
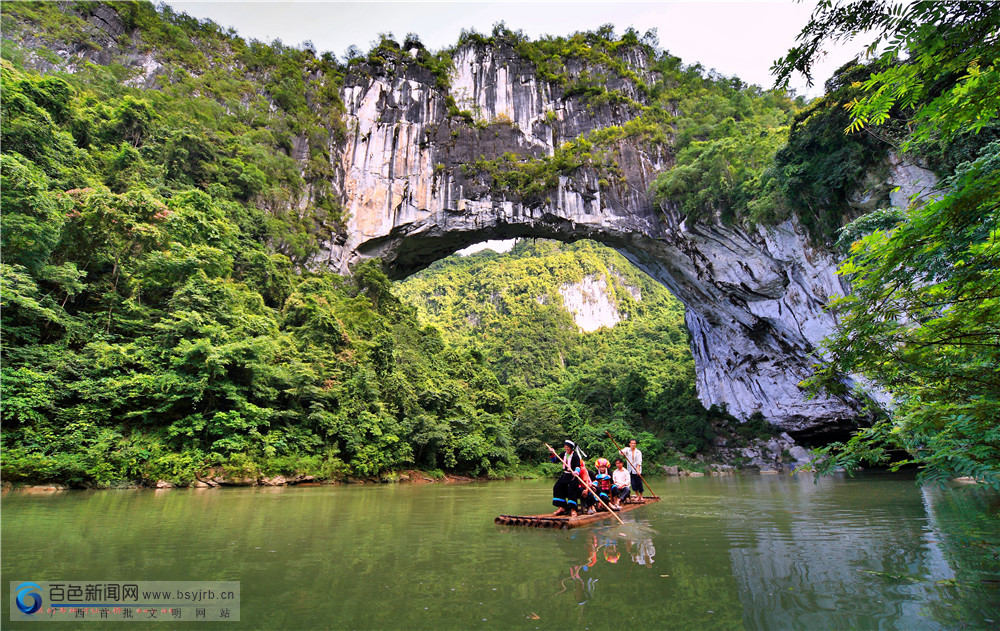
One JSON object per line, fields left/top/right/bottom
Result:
{"left": 545, "top": 443, "right": 627, "bottom": 527}
{"left": 606, "top": 430, "right": 658, "bottom": 500}
{"left": 619, "top": 438, "right": 644, "bottom": 502}
{"left": 550, "top": 440, "right": 582, "bottom": 517}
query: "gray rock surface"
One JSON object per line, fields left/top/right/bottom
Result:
{"left": 14, "top": 14, "right": 934, "bottom": 435}
{"left": 558, "top": 274, "right": 633, "bottom": 332}
{"left": 320, "top": 43, "right": 902, "bottom": 433}
{"left": 788, "top": 446, "right": 813, "bottom": 465}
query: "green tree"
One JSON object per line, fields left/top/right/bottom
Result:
{"left": 774, "top": 0, "right": 1000, "bottom": 147}
{"left": 651, "top": 120, "right": 788, "bottom": 224}
{"left": 0, "top": 154, "right": 66, "bottom": 272}
{"left": 777, "top": 1, "right": 1000, "bottom": 487}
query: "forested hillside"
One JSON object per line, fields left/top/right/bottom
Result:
{"left": 2, "top": 1, "right": 997, "bottom": 487}
{"left": 398, "top": 240, "right": 742, "bottom": 463}
{"left": 0, "top": 1, "right": 745, "bottom": 486}
{"left": 0, "top": 1, "right": 508, "bottom": 485}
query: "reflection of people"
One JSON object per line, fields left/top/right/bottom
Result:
{"left": 550, "top": 440, "right": 581, "bottom": 517}
{"left": 603, "top": 544, "right": 620, "bottom": 563}
{"left": 611, "top": 458, "right": 630, "bottom": 508}
{"left": 619, "top": 438, "right": 644, "bottom": 501}
{"left": 559, "top": 533, "right": 600, "bottom": 604}
{"left": 599, "top": 534, "right": 621, "bottom": 563}
{"left": 633, "top": 538, "right": 656, "bottom": 566}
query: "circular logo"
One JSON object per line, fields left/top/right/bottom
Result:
{"left": 15, "top": 582, "right": 42, "bottom": 615}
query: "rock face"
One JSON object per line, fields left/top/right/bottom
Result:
{"left": 13, "top": 7, "right": 922, "bottom": 436}
{"left": 11, "top": 5, "right": 166, "bottom": 86}
{"left": 558, "top": 274, "right": 636, "bottom": 333}
{"left": 321, "top": 42, "right": 890, "bottom": 435}
{"left": 327, "top": 43, "right": 663, "bottom": 277}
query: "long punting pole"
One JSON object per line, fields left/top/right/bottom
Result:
{"left": 545, "top": 443, "right": 626, "bottom": 527}
{"left": 605, "top": 430, "right": 659, "bottom": 500}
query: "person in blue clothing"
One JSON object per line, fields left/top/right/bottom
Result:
{"left": 593, "top": 458, "right": 613, "bottom": 510}
{"left": 550, "top": 440, "right": 582, "bottom": 517}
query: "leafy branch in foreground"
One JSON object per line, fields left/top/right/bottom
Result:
{"left": 779, "top": 1, "right": 1000, "bottom": 486}
{"left": 805, "top": 143, "right": 1000, "bottom": 487}
{"left": 774, "top": 0, "right": 1000, "bottom": 147}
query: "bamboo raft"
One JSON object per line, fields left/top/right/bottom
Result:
{"left": 495, "top": 497, "right": 660, "bottom": 529}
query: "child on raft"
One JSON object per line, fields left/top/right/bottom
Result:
{"left": 593, "top": 458, "right": 615, "bottom": 511}
{"left": 611, "top": 458, "right": 631, "bottom": 508}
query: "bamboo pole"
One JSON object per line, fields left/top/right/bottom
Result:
{"left": 545, "top": 443, "right": 626, "bottom": 526}
{"left": 606, "top": 431, "right": 658, "bottom": 500}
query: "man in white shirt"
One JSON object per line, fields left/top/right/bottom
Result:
{"left": 619, "top": 438, "right": 643, "bottom": 501}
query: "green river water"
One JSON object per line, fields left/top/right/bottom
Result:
{"left": 3, "top": 472, "right": 998, "bottom": 630}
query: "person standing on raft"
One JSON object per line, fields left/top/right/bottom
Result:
{"left": 551, "top": 440, "right": 582, "bottom": 517}
{"left": 619, "top": 438, "right": 644, "bottom": 502}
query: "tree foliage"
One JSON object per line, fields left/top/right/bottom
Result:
{"left": 774, "top": 0, "right": 1000, "bottom": 146}
{"left": 778, "top": 1, "right": 1000, "bottom": 487}
{"left": 398, "top": 240, "right": 736, "bottom": 465}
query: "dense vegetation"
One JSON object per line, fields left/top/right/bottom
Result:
{"left": 397, "top": 240, "right": 746, "bottom": 465}
{"left": 775, "top": 0, "right": 1000, "bottom": 488}
{"left": 0, "top": 2, "right": 745, "bottom": 487}
{"left": 0, "top": 2, "right": 517, "bottom": 485}
{"left": 0, "top": 56, "right": 520, "bottom": 483}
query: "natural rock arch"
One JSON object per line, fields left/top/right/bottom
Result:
{"left": 317, "top": 43, "right": 916, "bottom": 435}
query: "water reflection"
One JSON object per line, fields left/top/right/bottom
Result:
{"left": 919, "top": 482, "right": 1000, "bottom": 628}
{"left": 556, "top": 530, "right": 658, "bottom": 605}
{"left": 626, "top": 537, "right": 656, "bottom": 566}
{"left": 719, "top": 473, "right": 1000, "bottom": 630}
{"left": 557, "top": 533, "right": 601, "bottom": 604}
{"left": 2, "top": 474, "right": 997, "bottom": 631}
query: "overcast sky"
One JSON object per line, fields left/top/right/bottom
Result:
{"left": 168, "top": 1, "right": 866, "bottom": 97}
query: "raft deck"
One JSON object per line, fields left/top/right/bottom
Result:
{"left": 495, "top": 497, "right": 659, "bottom": 529}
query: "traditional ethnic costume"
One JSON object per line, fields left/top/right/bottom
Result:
{"left": 551, "top": 440, "right": 582, "bottom": 513}
{"left": 594, "top": 472, "right": 612, "bottom": 504}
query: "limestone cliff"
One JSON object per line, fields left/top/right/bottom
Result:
{"left": 323, "top": 41, "right": 931, "bottom": 436}
{"left": 559, "top": 274, "right": 638, "bottom": 333}
{"left": 9, "top": 5, "right": 935, "bottom": 436}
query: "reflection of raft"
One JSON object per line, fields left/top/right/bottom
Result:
{"left": 495, "top": 497, "right": 660, "bottom": 529}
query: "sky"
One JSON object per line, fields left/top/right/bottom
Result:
{"left": 166, "top": 1, "right": 866, "bottom": 255}
{"left": 168, "top": 0, "right": 866, "bottom": 97}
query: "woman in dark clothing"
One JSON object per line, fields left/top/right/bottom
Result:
{"left": 550, "top": 440, "right": 582, "bottom": 517}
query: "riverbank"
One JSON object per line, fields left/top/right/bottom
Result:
{"left": 0, "top": 461, "right": 785, "bottom": 493}
{"left": 1, "top": 428, "right": 825, "bottom": 492}
{"left": 0, "top": 468, "right": 487, "bottom": 492}
{"left": 1, "top": 434, "right": 818, "bottom": 492}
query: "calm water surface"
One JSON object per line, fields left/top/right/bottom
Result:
{"left": 3, "top": 472, "right": 998, "bottom": 630}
